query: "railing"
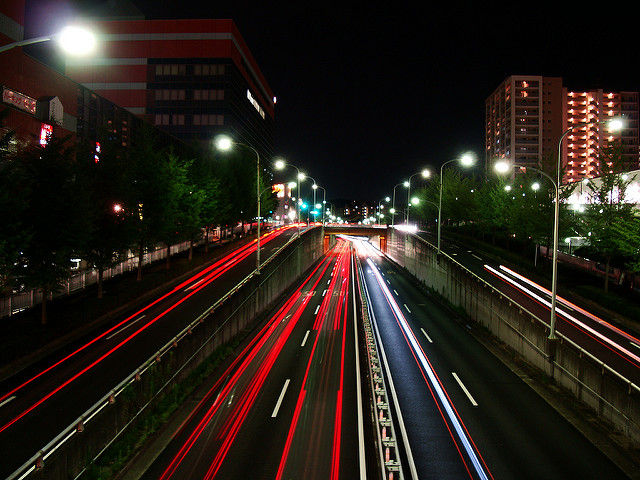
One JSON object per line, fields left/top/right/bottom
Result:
{"left": 6, "top": 227, "right": 311, "bottom": 480}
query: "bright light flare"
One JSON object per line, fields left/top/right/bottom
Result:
{"left": 494, "top": 161, "right": 511, "bottom": 174}
{"left": 394, "top": 224, "right": 418, "bottom": 233}
{"left": 459, "top": 152, "right": 476, "bottom": 167}
{"left": 57, "top": 26, "right": 96, "bottom": 56}
{"left": 274, "top": 159, "right": 286, "bottom": 170}
{"left": 214, "top": 135, "right": 233, "bottom": 151}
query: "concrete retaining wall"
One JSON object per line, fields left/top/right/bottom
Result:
{"left": 25, "top": 228, "right": 327, "bottom": 480}
{"left": 386, "top": 229, "right": 640, "bottom": 448}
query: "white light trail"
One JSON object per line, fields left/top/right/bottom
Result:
{"left": 367, "top": 258, "right": 490, "bottom": 480}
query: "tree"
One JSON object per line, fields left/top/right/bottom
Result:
{"left": 578, "top": 146, "right": 639, "bottom": 292}
{"left": 14, "top": 134, "right": 89, "bottom": 323}
{"left": 78, "top": 134, "right": 134, "bottom": 298}
{"left": 124, "top": 126, "right": 175, "bottom": 281}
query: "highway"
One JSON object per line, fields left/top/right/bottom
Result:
{"left": 356, "top": 237, "right": 628, "bottom": 479}
{"left": 0, "top": 225, "right": 302, "bottom": 479}
{"left": 414, "top": 231, "right": 640, "bottom": 385}
{"left": 142, "top": 238, "right": 364, "bottom": 479}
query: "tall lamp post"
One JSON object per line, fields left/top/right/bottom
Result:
{"left": 0, "top": 25, "right": 96, "bottom": 55}
{"left": 215, "top": 135, "right": 263, "bottom": 273}
{"left": 314, "top": 184, "right": 327, "bottom": 225}
{"left": 274, "top": 159, "right": 304, "bottom": 236}
{"left": 406, "top": 168, "right": 431, "bottom": 223}
{"left": 437, "top": 153, "right": 475, "bottom": 255}
{"left": 494, "top": 116, "right": 624, "bottom": 342}
{"left": 391, "top": 181, "right": 409, "bottom": 227}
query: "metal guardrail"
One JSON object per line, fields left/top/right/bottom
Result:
{"left": 6, "top": 228, "right": 313, "bottom": 480}
{"left": 405, "top": 231, "right": 640, "bottom": 394}
{"left": 355, "top": 255, "right": 403, "bottom": 480}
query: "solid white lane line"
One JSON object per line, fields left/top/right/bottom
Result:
{"left": 271, "top": 379, "right": 290, "bottom": 417}
{"left": 106, "top": 315, "right": 146, "bottom": 340}
{"left": 301, "top": 330, "right": 310, "bottom": 347}
{"left": 0, "top": 396, "right": 16, "bottom": 408}
{"left": 421, "top": 328, "right": 433, "bottom": 343}
{"left": 404, "top": 304, "right": 411, "bottom": 313}
{"left": 452, "top": 372, "right": 478, "bottom": 407}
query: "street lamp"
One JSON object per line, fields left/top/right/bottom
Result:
{"left": 544, "top": 116, "right": 624, "bottom": 340}
{"left": 215, "top": 135, "right": 263, "bottom": 273}
{"left": 437, "top": 152, "right": 475, "bottom": 255}
{"left": 493, "top": 115, "right": 625, "bottom": 343}
{"left": 407, "top": 168, "right": 431, "bottom": 223}
{"left": 0, "top": 25, "right": 96, "bottom": 55}
{"left": 391, "top": 182, "right": 409, "bottom": 227}
{"left": 274, "top": 159, "right": 304, "bottom": 236}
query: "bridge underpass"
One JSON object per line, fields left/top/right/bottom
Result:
{"left": 323, "top": 225, "right": 388, "bottom": 252}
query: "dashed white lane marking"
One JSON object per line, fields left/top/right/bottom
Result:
{"left": 301, "top": 330, "right": 310, "bottom": 347}
{"left": 452, "top": 372, "right": 478, "bottom": 407}
{"left": 271, "top": 379, "right": 290, "bottom": 417}
{"left": 0, "top": 396, "right": 16, "bottom": 408}
{"left": 106, "top": 315, "right": 146, "bottom": 340}
{"left": 404, "top": 304, "right": 411, "bottom": 313}
{"left": 421, "top": 328, "right": 433, "bottom": 343}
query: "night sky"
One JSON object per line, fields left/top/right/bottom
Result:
{"left": 25, "top": 1, "right": 639, "bottom": 201}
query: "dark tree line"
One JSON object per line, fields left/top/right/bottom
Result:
{"left": 0, "top": 117, "right": 275, "bottom": 323}
{"left": 411, "top": 149, "right": 640, "bottom": 291}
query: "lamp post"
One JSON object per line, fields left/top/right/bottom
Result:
{"left": 437, "top": 153, "right": 475, "bottom": 255}
{"left": 406, "top": 168, "right": 431, "bottom": 223}
{"left": 215, "top": 135, "right": 263, "bottom": 273}
{"left": 391, "top": 182, "right": 409, "bottom": 227}
{"left": 493, "top": 116, "right": 624, "bottom": 342}
{"left": 314, "top": 185, "right": 327, "bottom": 225}
{"left": 274, "top": 159, "right": 304, "bottom": 237}
{"left": 0, "top": 25, "right": 96, "bottom": 55}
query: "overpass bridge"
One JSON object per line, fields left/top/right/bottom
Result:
{"left": 323, "top": 224, "right": 388, "bottom": 252}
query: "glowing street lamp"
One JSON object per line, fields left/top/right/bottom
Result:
{"left": 437, "top": 152, "right": 476, "bottom": 254}
{"left": 274, "top": 159, "right": 303, "bottom": 235}
{"left": 407, "top": 168, "right": 431, "bottom": 223}
{"left": 494, "top": 118, "right": 625, "bottom": 344}
{"left": 0, "top": 25, "right": 96, "bottom": 55}
{"left": 215, "top": 134, "right": 263, "bottom": 273}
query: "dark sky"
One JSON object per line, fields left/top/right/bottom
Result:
{"left": 25, "top": 1, "right": 640, "bottom": 201}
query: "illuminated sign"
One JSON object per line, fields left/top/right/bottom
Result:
{"left": 39, "top": 123, "right": 53, "bottom": 146}
{"left": 247, "top": 89, "right": 265, "bottom": 119}
{"left": 2, "top": 88, "right": 37, "bottom": 114}
{"left": 272, "top": 183, "right": 285, "bottom": 198}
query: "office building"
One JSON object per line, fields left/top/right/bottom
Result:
{"left": 65, "top": 18, "right": 275, "bottom": 159}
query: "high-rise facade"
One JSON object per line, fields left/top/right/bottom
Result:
{"left": 65, "top": 19, "right": 275, "bottom": 159}
{"left": 563, "top": 89, "right": 639, "bottom": 183}
{"left": 486, "top": 75, "right": 640, "bottom": 183}
{"left": 485, "top": 75, "right": 564, "bottom": 172}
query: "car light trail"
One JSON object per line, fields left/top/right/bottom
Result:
{"left": 367, "top": 257, "right": 492, "bottom": 480}
{"left": 498, "top": 265, "right": 640, "bottom": 346}
{"left": 159, "top": 244, "right": 338, "bottom": 480}
{"left": 484, "top": 264, "right": 640, "bottom": 367}
{"left": 0, "top": 226, "right": 296, "bottom": 432}
{"left": 276, "top": 241, "right": 352, "bottom": 480}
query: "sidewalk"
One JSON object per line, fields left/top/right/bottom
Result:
{"left": 0, "top": 235, "right": 254, "bottom": 383}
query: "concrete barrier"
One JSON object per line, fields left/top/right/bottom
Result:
{"left": 17, "top": 227, "right": 328, "bottom": 480}
{"left": 386, "top": 229, "right": 640, "bottom": 448}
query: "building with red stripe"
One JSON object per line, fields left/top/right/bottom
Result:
{"left": 65, "top": 18, "right": 275, "bottom": 158}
